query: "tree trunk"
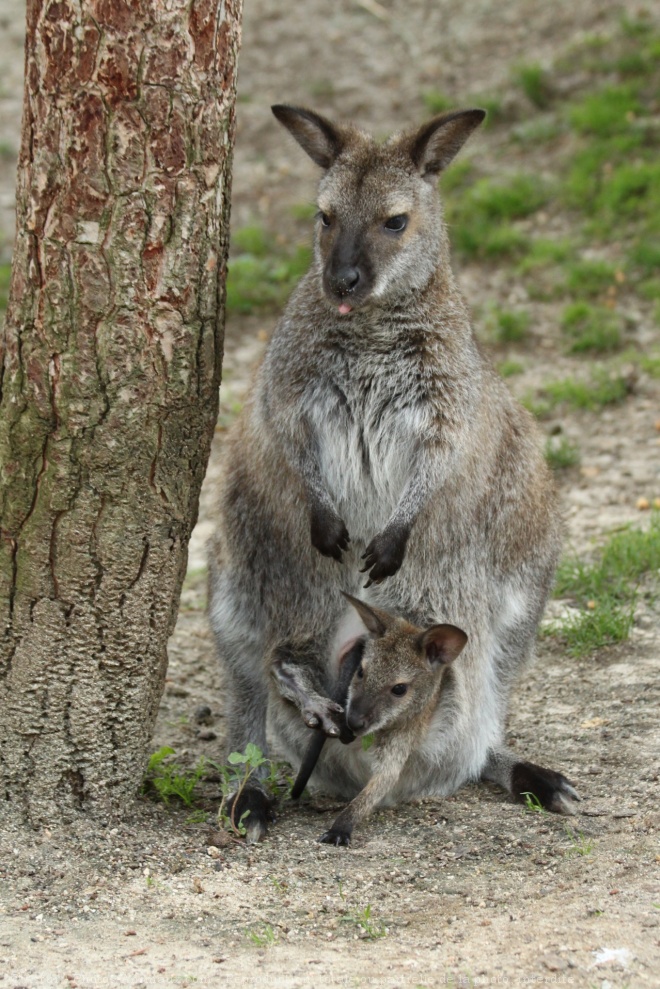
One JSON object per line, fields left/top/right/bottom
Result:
{"left": 0, "top": 0, "right": 242, "bottom": 822}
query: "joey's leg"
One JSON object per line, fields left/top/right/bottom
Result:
{"left": 482, "top": 748, "right": 580, "bottom": 815}
{"left": 272, "top": 642, "right": 346, "bottom": 738}
{"left": 319, "top": 759, "right": 405, "bottom": 846}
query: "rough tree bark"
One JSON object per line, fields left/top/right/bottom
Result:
{"left": 0, "top": 0, "right": 242, "bottom": 822}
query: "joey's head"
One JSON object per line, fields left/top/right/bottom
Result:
{"left": 340, "top": 593, "right": 467, "bottom": 737}
{"left": 271, "top": 104, "right": 485, "bottom": 314}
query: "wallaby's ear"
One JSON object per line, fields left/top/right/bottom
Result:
{"left": 408, "top": 109, "right": 486, "bottom": 178}
{"left": 271, "top": 104, "right": 344, "bottom": 169}
{"left": 341, "top": 592, "right": 391, "bottom": 638}
{"left": 417, "top": 624, "right": 468, "bottom": 666}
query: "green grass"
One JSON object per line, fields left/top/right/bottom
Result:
{"left": 440, "top": 160, "right": 474, "bottom": 194}
{"left": 336, "top": 883, "right": 386, "bottom": 940}
{"left": 518, "top": 239, "right": 573, "bottom": 273}
{"left": 568, "top": 84, "right": 641, "bottom": 138}
{"left": 514, "top": 63, "right": 552, "bottom": 109}
{"left": 560, "top": 302, "right": 622, "bottom": 354}
{"left": 563, "top": 259, "right": 619, "bottom": 299}
{"left": 517, "top": 239, "right": 573, "bottom": 299}
{"left": 447, "top": 174, "right": 550, "bottom": 260}
{"left": 522, "top": 792, "right": 546, "bottom": 814}
{"left": 498, "top": 359, "right": 525, "bottom": 377}
{"left": 630, "top": 241, "right": 660, "bottom": 278}
{"left": 636, "top": 353, "right": 660, "bottom": 378}
{"left": 550, "top": 513, "right": 660, "bottom": 656}
{"left": 564, "top": 826, "right": 595, "bottom": 856}
{"left": 472, "top": 95, "right": 505, "bottom": 127}
{"left": 512, "top": 115, "right": 563, "bottom": 146}
{"left": 227, "top": 225, "right": 311, "bottom": 313}
{"left": 247, "top": 924, "right": 278, "bottom": 947}
{"left": 534, "top": 370, "right": 629, "bottom": 414}
{"left": 545, "top": 435, "right": 580, "bottom": 470}
{"left": 486, "top": 306, "right": 530, "bottom": 344}
{"left": 143, "top": 747, "right": 207, "bottom": 806}
{"left": 422, "top": 90, "right": 454, "bottom": 115}
{"left": 289, "top": 201, "right": 318, "bottom": 221}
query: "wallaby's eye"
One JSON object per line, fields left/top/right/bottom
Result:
{"left": 384, "top": 214, "right": 408, "bottom": 232}
{"left": 356, "top": 665, "right": 364, "bottom": 680}
{"left": 391, "top": 683, "right": 408, "bottom": 696}
{"left": 319, "top": 211, "right": 332, "bottom": 228}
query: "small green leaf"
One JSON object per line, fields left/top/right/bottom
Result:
{"left": 244, "top": 742, "right": 265, "bottom": 766}
{"left": 227, "top": 751, "right": 248, "bottom": 765}
{"left": 361, "top": 733, "right": 375, "bottom": 751}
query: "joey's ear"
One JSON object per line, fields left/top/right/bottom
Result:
{"left": 408, "top": 109, "right": 485, "bottom": 178}
{"left": 341, "top": 592, "right": 391, "bottom": 638}
{"left": 417, "top": 624, "right": 468, "bottom": 666}
{"left": 271, "top": 104, "right": 344, "bottom": 169}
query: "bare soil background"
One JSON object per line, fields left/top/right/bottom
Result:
{"left": 1, "top": 1, "right": 659, "bottom": 987}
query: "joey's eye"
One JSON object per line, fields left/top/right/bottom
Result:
{"left": 356, "top": 666, "right": 364, "bottom": 680}
{"left": 391, "top": 683, "right": 408, "bottom": 696}
{"left": 384, "top": 214, "right": 408, "bottom": 232}
{"left": 319, "top": 212, "right": 331, "bottom": 228}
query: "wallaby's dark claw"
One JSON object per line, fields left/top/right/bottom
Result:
{"left": 311, "top": 505, "right": 350, "bottom": 561}
{"left": 318, "top": 828, "right": 351, "bottom": 846}
{"left": 361, "top": 526, "right": 410, "bottom": 584}
{"left": 511, "top": 761, "right": 581, "bottom": 815}
{"left": 303, "top": 698, "right": 346, "bottom": 737}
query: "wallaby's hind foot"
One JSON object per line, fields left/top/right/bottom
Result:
{"left": 225, "top": 785, "right": 276, "bottom": 843}
{"left": 483, "top": 749, "right": 580, "bottom": 815}
{"left": 511, "top": 760, "right": 580, "bottom": 815}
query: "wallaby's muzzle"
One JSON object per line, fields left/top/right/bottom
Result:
{"left": 322, "top": 253, "right": 374, "bottom": 313}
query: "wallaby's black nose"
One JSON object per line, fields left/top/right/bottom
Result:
{"left": 346, "top": 711, "right": 367, "bottom": 734}
{"left": 336, "top": 266, "right": 360, "bottom": 295}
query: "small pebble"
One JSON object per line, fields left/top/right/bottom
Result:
{"left": 197, "top": 729, "right": 217, "bottom": 741}
{"left": 194, "top": 705, "right": 213, "bottom": 725}
{"left": 543, "top": 955, "right": 567, "bottom": 972}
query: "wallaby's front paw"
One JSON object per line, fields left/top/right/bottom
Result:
{"left": 318, "top": 827, "right": 351, "bottom": 846}
{"left": 303, "top": 697, "right": 345, "bottom": 737}
{"left": 512, "top": 761, "right": 580, "bottom": 815}
{"left": 311, "top": 505, "right": 350, "bottom": 561}
{"left": 360, "top": 526, "right": 409, "bottom": 587}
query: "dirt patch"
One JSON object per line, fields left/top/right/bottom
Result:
{"left": 1, "top": 0, "right": 659, "bottom": 987}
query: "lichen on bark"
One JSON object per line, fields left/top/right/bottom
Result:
{"left": 0, "top": 0, "right": 243, "bottom": 822}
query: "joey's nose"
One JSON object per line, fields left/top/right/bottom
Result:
{"left": 346, "top": 711, "right": 367, "bottom": 734}
{"left": 335, "top": 266, "right": 360, "bottom": 295}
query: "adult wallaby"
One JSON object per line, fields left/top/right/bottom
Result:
{"left": 209, "top": 104, "right": 579, "bottom": 843}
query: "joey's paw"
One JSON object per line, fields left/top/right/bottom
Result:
{"left": 318, "top": 828, "right": 351, "bottom": 846}
{"left": 360, "top": 526, "right": 409, "bottom": 587}
{"left": 225, "top": 786, "right": 276, "bottom": 843}
{"left": 512, "top": 761, "right": 580, "bottom": 816}
{"left": 311, "top": 506, "right": 350, "bottom": 561}
{"left": 303, "top": 698, "right": 345, "bottom": 737}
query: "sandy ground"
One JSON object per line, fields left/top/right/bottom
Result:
{"left": 1, "top": 0, "right": 659, "bottom": 987}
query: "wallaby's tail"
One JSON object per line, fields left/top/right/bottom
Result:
{"left": 290, "top": 637, "right": 366, "bottom": 800}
